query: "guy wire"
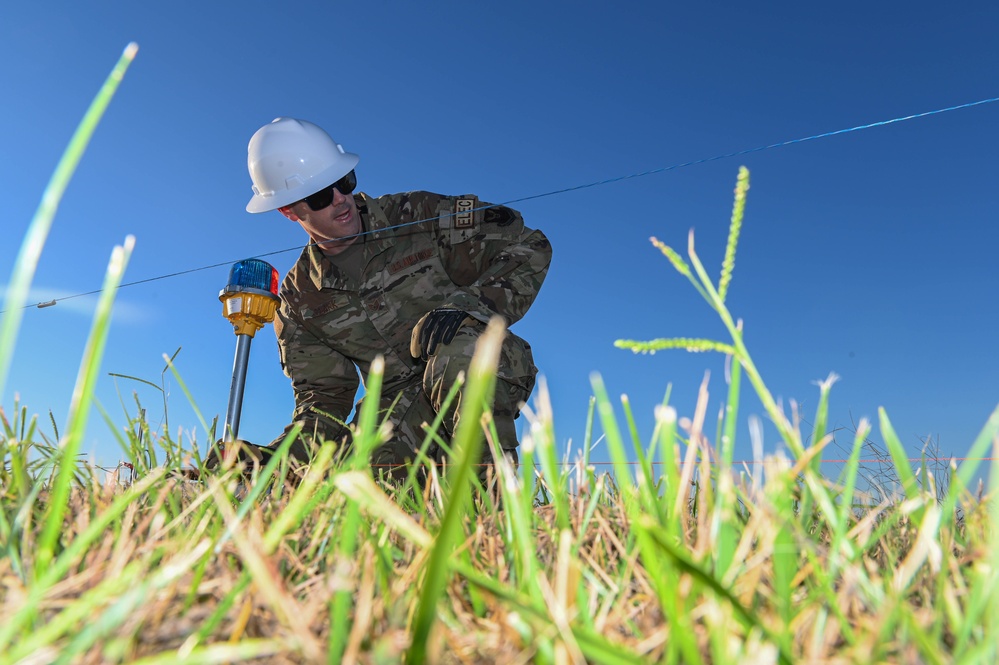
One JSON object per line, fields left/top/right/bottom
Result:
{"left": 5, "top": 94, "right": 998, "bottom": 314}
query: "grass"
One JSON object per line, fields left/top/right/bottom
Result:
{"left": 2, "top": 47, "right": 997, "bottom": 664}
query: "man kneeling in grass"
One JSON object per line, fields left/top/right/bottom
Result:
{"left": 214, "top": 117, "right": 551, "bottom": 481}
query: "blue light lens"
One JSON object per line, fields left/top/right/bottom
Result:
{"left": 226, "top": 259, "right": 278, "bottom": 295}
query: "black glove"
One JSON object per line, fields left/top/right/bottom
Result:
{"left": 410, "top": 308, "right": 472, "bottom": 361}
{"left": 204, "top": 439, "right": 271, "bottom": 471}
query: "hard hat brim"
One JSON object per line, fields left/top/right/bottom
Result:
{"left": 245, "top": 153, "right": 360, "bottom": 213}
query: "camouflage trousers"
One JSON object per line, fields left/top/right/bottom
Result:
{"left": 362, "top": 324, "right": 537, "bottom": 476}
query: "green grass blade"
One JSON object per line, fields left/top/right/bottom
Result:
{"left": 35, "top": 236, "right": 135, "bottom": 578}
{"left": 406, "top": 318, "right": 504, "bottom": 665}
{"left": 831, "top": 418, "right": 870, "bottom": 570}
{"left": 328, "top": 356, "right": 387, "bottom": 662}
{"left": 768, "top": 461, "right": 797, "bottom": 648}
{"left": 495, "top": 434, "right": 542, "bottom": 602}
{"left": 0, "top": 43, "right": 138, "bottom": 402}
{"left": 953, "top": 401, "right": 999, "bottom": 492}
{"left": 620, "top": 394, "right": 660, "bottom": 520}
{"left": 799, "top": 373, "right": 837, "bottom": 531}
{"left": 329, "top": 510, "right": 362, "bottom": 663}
{"left": 347, "top": 355, "right": 386, "bottom": 466}
{"left": 534, "top": 379, "right": 571, "bottom": 532}
{"left": 582, "top": 395, "right": 595, "bottom": 487}
{"left": 656, "top": 404, "right": 684, "bottom": 541}
{"left": 589, "top": 375, "right": 633, "bottom": 496}
{"left": 714, "top": 353, "right": 741, "bottom": 579}
{"left": 107, "top": 372, "right": 163, "bottom": 392}
{"left": 989, "top": 439, "right": 999, "bottom": 660}
{"left": 879, "top": 408, "right": 920, "bottom": 505}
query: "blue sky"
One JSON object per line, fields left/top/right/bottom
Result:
{"left": 2, "top": 1, "right": 998, "bottom": 471}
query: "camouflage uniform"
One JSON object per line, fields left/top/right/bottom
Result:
{"left": 270, "top": 191, "right": 551, "bottom": 471}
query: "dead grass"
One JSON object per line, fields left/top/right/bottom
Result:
{"left": 0, "top": 445, "right": 993, "bottom": 665}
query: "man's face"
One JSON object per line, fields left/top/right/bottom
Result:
{"left": 279, "top": 183, "right": 361, "bottom": 256}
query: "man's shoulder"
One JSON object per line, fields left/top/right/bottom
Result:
{"left": 368, "top": 190, "right": 450, "bottom": 217}
{"left": 371, "top": 190, "right": 450, "bottom": 204}
{"left": 357, "top": 191, "right": 455, "bottom": 235}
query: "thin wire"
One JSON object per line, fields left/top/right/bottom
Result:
{"left": 361, "top": 456, "right": 997, "bottom": 468}
{"left": 5, "top": 94, "right": 998, "bottom": 314}
{"left": 575, "top": 457, "right": 997, "bottom": 466}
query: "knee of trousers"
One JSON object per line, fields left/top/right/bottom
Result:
{"left": 422, "top": 325, "right": 538, "bottom": 429}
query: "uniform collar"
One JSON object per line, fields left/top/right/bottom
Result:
{"left": 302, "top": 194, "right": 388, "bottom": 291}
{"left": 357, "top": 192, "right": 392, "bottom": 238}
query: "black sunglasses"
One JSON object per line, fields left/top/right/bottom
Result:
{"left": 302, "top": 170, "right": 357, "bottom": 211}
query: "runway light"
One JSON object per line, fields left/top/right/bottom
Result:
{"left": 219, "top": 258, "right": 280, "bottom": 338}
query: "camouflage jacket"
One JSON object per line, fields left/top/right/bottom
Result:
{"left": 270, "top": 191, "right": 552, "bottom": 447}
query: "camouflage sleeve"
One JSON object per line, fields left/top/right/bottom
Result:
{"left": 438, "top": 198, "right": 552, "bottom": 326}
{"left": 268, "top": 302, "right": 358, "bottom": 450}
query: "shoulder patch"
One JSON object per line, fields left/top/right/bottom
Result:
{"left": 455, "top": 198, "right": 476, "bottom": 229}
{"left": 485, "top": 206, "right": 515, "bottom": 226}
{"left": 437, "top": 195, "right": 480, "bottom": 244}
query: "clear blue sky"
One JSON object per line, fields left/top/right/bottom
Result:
{"left": 2, "top": 1, "right": 997, "bottom": 471}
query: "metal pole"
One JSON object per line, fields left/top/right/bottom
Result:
{"left": 224, "top": 334, "right": 253, "bottom": 442}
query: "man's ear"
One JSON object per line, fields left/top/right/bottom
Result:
{"left": 278, "top": 205, "right": 300, "bottom": 222}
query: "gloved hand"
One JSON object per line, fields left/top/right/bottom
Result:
{"left": 204, "top": 438, "right": 270, "bottom": 471}
{"left": 410, "top": 308, "right": 473, "bottom": 361}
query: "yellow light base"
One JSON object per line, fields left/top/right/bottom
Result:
{"left": 220, "top": 291, "right": 279, "bottom": 338}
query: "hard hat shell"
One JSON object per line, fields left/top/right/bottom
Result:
{"left": 246, "top": 118, "right": 360, "bottom": 213}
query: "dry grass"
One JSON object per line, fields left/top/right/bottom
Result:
{"left": 2, "top": 382, "right": 995, "bottom": 665}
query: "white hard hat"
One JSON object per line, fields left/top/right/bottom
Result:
{"left": 245, "top": 118, "right": 360, "bottom": 213}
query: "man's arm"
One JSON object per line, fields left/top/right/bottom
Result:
{"left": 270, "top": 304, "right": 358, "bottom": 454}
{"left": 438, "top": 198, "right": 552, "bottom": 325}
